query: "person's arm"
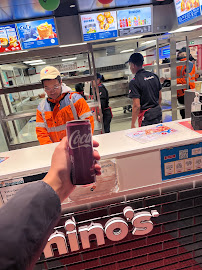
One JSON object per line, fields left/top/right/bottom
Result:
{"left": 159, "top": 90, "right": 162, "bottom": 106}
{"left": 128, "top": 79, "right": 141, "bottom": 129}
{"left": 73, "top": 94, "right": 94, "bottom": 133}
{"left": 36, "top": 109, "right": 52, "bottom": 145}
{"left": 0, "top": 137, "right": 101, "bottom": 270}
{"left": 99, "top": 85, "right": 108, "bottom": 111}
{"left": 131, "top": 98, "right": 140, "bottom": 129}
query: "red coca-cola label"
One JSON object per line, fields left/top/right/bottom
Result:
{"left": 69, "top": 130, "right": 91, "bottom": 150}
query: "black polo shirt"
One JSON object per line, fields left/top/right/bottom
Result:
{"left": 128, "top": 69, "right": 162, "bottom": 110}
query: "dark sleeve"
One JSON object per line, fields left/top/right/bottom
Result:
{"left": 0, "top": 181, "right": 61, "bottom": 270}
{"left": 99, "top": 85, "right": 108, "bottom": 111}
{"left": 128, "top": 79, "right": 141, "bottom": 99}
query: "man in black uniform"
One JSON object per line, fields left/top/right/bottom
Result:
{"left": 97, "top": 73, "right": 112, "bottom": 133}
{"left": 127, "top": 53, "right": 162, "bottom": 128}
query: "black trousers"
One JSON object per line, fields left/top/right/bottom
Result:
{"left": 103, "top": 108, "right": 112, "bottom": 133}
{"left": 177, "top": 95, "right": 185, "bottom": 119}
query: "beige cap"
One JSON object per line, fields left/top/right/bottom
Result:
{"left": 40, "top": 66, "right": 60, "bottom": 81}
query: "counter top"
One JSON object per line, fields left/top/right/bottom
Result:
{"left": 0, "top": 119, "right": 202, "bottom": 181}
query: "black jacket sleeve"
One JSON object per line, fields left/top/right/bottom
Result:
{"left": 0, "top": 181, "right": 61, "bottom": 270}
{"left": 99, "top": 84, "right": 109, "bottom": 111}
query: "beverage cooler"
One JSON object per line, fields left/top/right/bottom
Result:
{"left": 0, "top": 119, "right": 202, "bottom": 269}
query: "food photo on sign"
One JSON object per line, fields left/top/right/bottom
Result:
{"left": 80, "top": 11, "right": 118, "bottom": 41}
{"left": 0, "top": 24, "right": 22, "bottom": 53}
{"left": 16, "top": 18, "right": 59, "bottom": 50}
{"left": 174, "top": 0, "right": 201, "bottom": 24}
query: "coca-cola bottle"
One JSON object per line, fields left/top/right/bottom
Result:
{"left": 66, "top": 120, "right": 96, "bottom": 185}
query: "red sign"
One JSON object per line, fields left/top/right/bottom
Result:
{"left": 179, "top": 120, "right": 202, "bottom": 134}
{"left": 0, "top": 24, "right": 22, "bottom": 53}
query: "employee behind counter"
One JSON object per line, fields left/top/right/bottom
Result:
{"left": 36, "top": 66, "right": 94, "bottom": 145}
{"left": 127, "top": 53, "right": 162, "bottom": 128}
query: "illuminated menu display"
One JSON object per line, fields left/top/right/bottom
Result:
{"left": 16, "top": 18, "right": 59, "bottom": 50}
{"left": 117, "top": 7, "right": 152, "bottom": 37}
{"left": 174, "top": 0, "right": 201, "bottom": 24}
{"left": 0, "top": 24, "right": 22, "bottom": 53}
{"left": 80, "top": 11, "right": 118, "bottom": 41}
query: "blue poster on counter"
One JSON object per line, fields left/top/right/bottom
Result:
{"left": 80, "top": 11, "right": 118, "bottom": 41}
{"left": 174, "top": 0, "right": 201, "bottom": 25}
{"left": 16, "top": 18, "right": 59, "bottom": 50}
{"left": 161, "top": 142, "right": 202, "bottom": 181}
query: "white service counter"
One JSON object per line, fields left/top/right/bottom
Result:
{"left": 0, "top": 119, "right": 202, "bottom": 210}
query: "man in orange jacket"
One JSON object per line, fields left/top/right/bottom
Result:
{"left": 177, "top": 47, "right": 196, "bottom": 119}
{"left": 36, "top": 66, "right": 94, "bottom": 145}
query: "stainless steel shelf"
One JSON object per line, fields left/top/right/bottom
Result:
{"left": 159, "top": 63, "right": 170, "bottom": 69}
{"left": 175, "top": 84, "right": 187, "bottom": 90}
{"left": 162, "top": 87, "right": 171, "bottom": 92}
{"left": 87, "top": 101, "right": 99, "bottom": 108}
{"left": 2, "top": 110, "right": 36, "bottom": 122}
{"left": 0, "top": 75, "right": 95, "bottom": 95}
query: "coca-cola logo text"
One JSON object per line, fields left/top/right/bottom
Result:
{"left": 69, "top": 130, "right": 91, "bottom": 149}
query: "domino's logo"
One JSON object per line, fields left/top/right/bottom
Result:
{"left": 44, "top": 70, "right": 48, "bottom": 74}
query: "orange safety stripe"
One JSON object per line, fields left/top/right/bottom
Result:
{"left": 176, "top": 59, "right": 196, "bottom": 97}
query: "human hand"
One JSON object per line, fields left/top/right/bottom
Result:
{"left": 160, "top": 77, "right": 166, "bottom": 84}
{"left": 44, "top": 137, "right": 101, "bottom": 202}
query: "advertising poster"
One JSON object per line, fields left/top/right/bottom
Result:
{"left": 0, "top": 178, "right": 25, "bottom": 204}
{"left": 16, "top": 18, "right": 59, "bottom": 50}
{"left": 126, "top": 124, "right": 177, "bottom": 144}
{"left": 174, "top": 0, "right": 201, "bottom": 25}
{"left": 0, "top": 24, "right": 21, "bottom": 53}
{"left": 117, "top": 7, "right": 152, "bottom": 37}
{"left": 161, "top": 142, "right": 202, "bottom": 181}
{"left": 80, "top": 11, "right": 118, "bottom": 41}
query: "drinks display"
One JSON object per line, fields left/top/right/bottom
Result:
{"left": 117, "top": 7, "right": 152, "bottom": 36}
{"left": 66, "top": 120, "right": 95, "bottom": 186}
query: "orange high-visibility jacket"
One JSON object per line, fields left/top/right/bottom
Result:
{"left": 177, "top": 58, "right": 196, "bottom": 98}
{"left": 36, "top": 92, "right": 94, "bottom": 145}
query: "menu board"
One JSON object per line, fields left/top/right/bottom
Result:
{"left": 80, "top": 11, "right": 118, "bottom": 41}
{"left": 0, "top": 24, "right": 22, "bottom": 53}
{"left": 174, "top": 0, "right": 201, "bottom": 25}
{"left": 161, "top": 142, "right": 202, "bottom": 181}
{"left": 117, "top": 7, "right": 152, "bottom": 37}
{"left": 16, "top": 18, "right": 59, "bottom": 50}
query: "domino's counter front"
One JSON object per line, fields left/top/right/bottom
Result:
{"left": 0, "top": 119, "right": 202, "bottom": 270}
